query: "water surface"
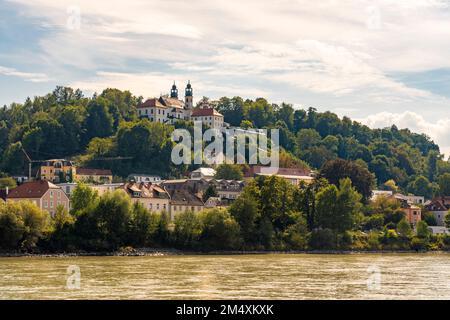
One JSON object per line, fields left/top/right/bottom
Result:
{"left": 1, "top": 253, "right": 450, "bottom": 299}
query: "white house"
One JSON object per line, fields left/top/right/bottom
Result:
{"left": 190, "top": 167, "right": 216, "bottom": 180}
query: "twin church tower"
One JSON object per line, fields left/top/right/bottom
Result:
{"left": 170, "top": 81, "right": 193, "bottom": 109}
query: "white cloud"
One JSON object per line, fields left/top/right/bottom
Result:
{"left": 0, "top": 66, "right": 50, "bottom": 83}
{"left": 359, "top": 111, "right": 450, "bottom": 158}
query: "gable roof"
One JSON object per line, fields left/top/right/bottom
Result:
{"left": 191, "top": 108, "right": 223, "bottom": 117}
{"left": 7, "top": 180, "right": 60, "bottom": 199}
{"left": 168, "top": 189, "right": 204, "bottom": 206}
{"left": 122, "top": 182, "right": 169, "bottom": 199}
{"left": 137, "top": 98, "right": 166, "bottom": 109}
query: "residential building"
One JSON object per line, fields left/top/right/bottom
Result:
{"left": 168, "top": 189, "right": 204, "bottom": 220}
{"left": 404, "top": 195, "right": 425, "bottom": 205}
{"left": 371, "top": 190, "right": 394, "bottom": 200}
{"left": 208, "top": 179, "right": 245, "bottom": 201}
{"left": 245, "top": 166, "right": 313, "bottom": 186}
{"left": 127, "top": 174, "right": 162, "bottom": 184}
{"left": 57, "top": 182, "right": 78, "bottom": 197}
{"left": 121, "top": 182, "right": 170, "bottom": 213}
{"left": 428, "top": 226, "right": 450, "bottom": 235}
{"left": 191, "top": 107, "right": 224, "bottom": 129}
{"left": 6, "top": 180, "right": 70, "bottom": 216}
{"left": 393, "top": 194, "right": 422, "bottom": 225}
{"left": 425, "top": 196, "right": 450, "bottom": 226}
{"left": 76, "top": 168, "right": 113, "bottom": 184}
{"left": 190, "top": 167, "right": 216, "bottom": 180}
{"left": 40, "top": 159, "right": 76, "bottom": 183}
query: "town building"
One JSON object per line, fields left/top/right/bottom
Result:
{"left": 57, "top": 182, "right": 78, "bottom": 197}
{"left": 371, "top": 190, "right": 394, "bottom": 200}
{"left": 127, "top": 174, "right": 162, "bottom": 184}
{"left": 245, "top": 166, "right": 313, "bottom": 186}
{"left": 6, "top": 180, "right": 70, "bottom": 216}
{"left": 91, "top": 183, "right": 124, "bottom": 196}
{"left": 40, "top": 159, "right": 76, "bottom": 183}
{"left": 168, "top": 189, "right": 204, "bottom": 220}
{"left": 121, "top": 182, "right": 170, "bottom": 213}
{"left": 393, "top": 194, "right": 422, "bottom": 225}
{"left": 190, "top": 167, "right": 216, "bottom": 180}
{"left": 208, "top": 179, "right": 245, "bottom": 201}
{"left": 425, "top": 196, "right": 450, "bottom": 226}
{"left": 191, "top": 108, "right": 224, "bottom": 129}
{"left": 76, "top": 168, "right": 113, "bottom": 184}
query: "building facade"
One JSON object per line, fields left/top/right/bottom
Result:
{"left": 40, "top": 159, "right": 76, "bottom": 183}
{"left": 7, "top": 180, "right": 70, "bottom": 216}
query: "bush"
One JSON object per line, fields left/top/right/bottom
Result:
{"left": 173, "top": 210, "right": 202, "bottom": 249}
{"left": 282, "top": 217, "right": 309, "bottom": 250}
{"left": 411, "top": 237, "right": 428, "bottom": 251}
{"left": 199, "top": 209, "right": 242, "bottom": 251}
{"left": 364, "top": 214, "right": 384, "bottom": 230}
{"left": 0, "top": 201, "right": 51, "bottom": 251}
{"left": 309, "top": 228, "right": 336, "bottom": 250}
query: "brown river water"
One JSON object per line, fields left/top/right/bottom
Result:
{"left": 1, "top": 253, "right": 450, "bottom": 299}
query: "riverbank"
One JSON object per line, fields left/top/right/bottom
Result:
{"left": 1, "top": 247, "right": 447, "bottom": 258}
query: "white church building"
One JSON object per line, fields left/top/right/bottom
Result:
{"left": 137, "top": 82, "right": 224, "bottom": 129}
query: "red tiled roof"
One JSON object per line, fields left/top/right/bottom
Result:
{"left": 77, "top": 168, "right": 112, "bottom": 176}
{"left": 137, "top": 98, "right": 165, "bottom": 109}
{"left": 191, "top": 108, "right": 223, "bottom": 117}
{"left": 7, "top": 180, "right": 59, "bottom": 199}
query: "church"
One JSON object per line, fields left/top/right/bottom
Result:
{"left": 137, "top": 82, "right": 224, "bottom": 129}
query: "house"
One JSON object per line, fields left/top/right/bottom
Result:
{"left": 208, "top": 179, "right": 245, "bottom": 201}
{"left": 40, "top": 159, "right": 76, "bottom": 183}
{"left": 76, "top": 168, "right": 113, "bottom": 184}
{"left": 121, "top": 182, "right": 170, "bottom": 213}
{"left": 425, "top": 196, "right": 450, "bottom": 226}
{"left": 168, "top": 189, "right": 204, "bottom": 220}
{"left": 371, "top": 190, "right": 393, "bottom": 200}
{"left": 428, "top": 226, "right": 450, "bottom": 235}
{"left": 57, "top": 182, "right": 78, "bottom": 197}
{"left": 245, "top": 166, "right": 313, "bottom": 186}
{"left": 127, "top": 174, "right": 162, "bottom": 184}
{"left": 191, "top": 107, "right": 224, "bottom": 129}
{"left": 6, "top": 180, "right": 70, "bottom": 216}
{"left": 190, "top": 167, "right": 216, "bottom": 180}
{"left": 393, "top": 194, "right": 422, "bottom": 225}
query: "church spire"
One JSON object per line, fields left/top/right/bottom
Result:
{"left": 185, "top": 80, "right": 193, "bottom": 109}
{"left": 170, "top": 81, "right": 178, "bottom": 99}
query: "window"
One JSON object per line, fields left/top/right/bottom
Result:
{"left": 50, "top": 191, "right": 54, "bottom": 197}
{"left": 50, "top": 201, "right": 53, "bottom": 208}
{"left": 44, "top": 201, "right": 48, "bottom": 208}
{"left": 157, "top": 203, "right": 160, "bottom": 210}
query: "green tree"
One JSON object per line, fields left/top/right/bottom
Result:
{"left": 320, "top": 159, "right": 375, "bottom": 201}
{"left": 396, "top": 218, "right": 412, "bottom": 238}
{"left": 0, "top": 177, "right": 17, "bottom": 189}
{"left": 70, "top": 183, "right": 99, "bottom": 215}
{"left": 214, "top": 163, "right": 243, "bottom": 180}
{"left": 202, "top": 185, "right": 218, "bottom": 202}
{"left": 199, "top": 208, "right": 242, "bottom": 250}
{"left": 173, "top": 210, "right": 202, "bottom": 249}
{"left": 408, "top": 176, "right": 433, "bottom": 199}
{"left": 438, "top": 173, "right": 450, "bottom": 196}
{"left": 416, "top": 220, "right": 430, "bottom": 239}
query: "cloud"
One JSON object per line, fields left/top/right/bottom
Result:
{"left": 359, "top": 111, "right": 450, "bottom": 158}
{"left": 0, "top": 66, "right": 49, "bottom": 83}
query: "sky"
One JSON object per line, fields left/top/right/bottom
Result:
{"left": 0, "top": 0, "right": 449, "bottom": 157}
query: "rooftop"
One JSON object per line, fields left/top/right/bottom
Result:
{"left": 7, "top": 180, "right": 61, "bottom": 199}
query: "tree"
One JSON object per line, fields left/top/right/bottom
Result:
{"left": 214, "top": 163, "right": 243, "bottom": 180}
{"left": 445, "top": 212, "right": 450, "bottom": 230}
{"left": 320, "top": 159, "right": 375, "bottom": 201}
{"left": 199, "top": 208, "right": 242, "bottom": 250}
{"left": 83, "top": 97, "right": 114, "bottom": 144}
{"left": 229, "top": 193, "right": 260, "bottom": 246}
{"left": 396, "top": 218, "right": 412, "bottom": 238}
{"left": 438, "top": 173, "right": 450, "bottom": 196}
{"left": 0, "top": 177, "right": 17, "bottom": 189}
{"left": 128, "top": 202, "right": 159, "bottom": 247}
{"left": 416, "top": 220, "right": 430, "bottom": 239}
{"left": 315, "top": 178, "right": 362, "bottom": 235}
{"left": 173, "top": 210, "right": 202, "bottom": 248}
{"left": 70, "top": 183, "right": 99, "bottom": 215}
{"left": 0, "top": 201, "right": 51, "bottom": 250}
{"left": 202, "top": 185, "right": 218, "bottom": 202}
{"left": 408, "top": 176, "right": 433, "bottom": 199}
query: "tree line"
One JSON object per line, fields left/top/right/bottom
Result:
{"left": 1, "top": 87, "right": 450, "bottom": 196}
{"left": 1, "top": 173, "right": 449, "bottom": 253}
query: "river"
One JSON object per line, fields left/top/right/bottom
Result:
{"left": 1, "top": 253, "right": 450, "bottom": 299}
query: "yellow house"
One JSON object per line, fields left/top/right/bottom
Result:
{"left": 40, "top": 159, "right": 76, "bottom": 183}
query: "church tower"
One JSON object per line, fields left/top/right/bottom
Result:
{"left": 170, "top": 82, "right": 178, "bottom": 99}
{"left": 185, "top": 80, "right": 193, "bottom": 109}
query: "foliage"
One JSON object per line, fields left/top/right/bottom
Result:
{"left": 214, "top": 163, "right": 244, "bottom": 180}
